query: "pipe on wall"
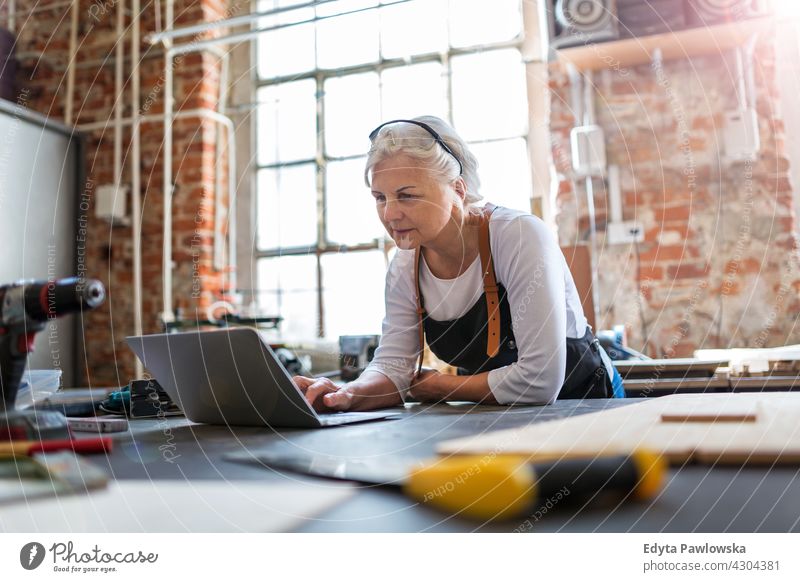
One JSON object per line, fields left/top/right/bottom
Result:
{"left": 64, "top": 0, "right": 78, "bottom": 125}
{"left": 146, "top": 0, "right": 340, "bottom": 44}
{"left": 162, "top": 0, "right": 175, "bottom": 323}
{"left": 79, "top": 106, "right": 237, "bottom": 329}
{"left": 214, "top": 51, "right": 231, "bottom": 272}
{"left": 113, "top": 0, "right": 125, "bottom": 187}
{"left": 131, "top": 0, "right": 143, "bottom": 377}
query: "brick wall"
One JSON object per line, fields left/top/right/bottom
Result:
{"left": 550, "top": 39, "right": 800, "bottom": 357}
{"left": 9, "top": 0, "right": 236, "bottom": 384}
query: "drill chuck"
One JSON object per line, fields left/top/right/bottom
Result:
{"left": 1, "top": 277, "right": 105, "bottom": 325}
{"left": 0, "top": 277, "right": 106, "bottom": 411}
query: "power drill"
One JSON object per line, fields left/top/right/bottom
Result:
{"left": 0, "top": 277, "right": 106, "bottom": 412}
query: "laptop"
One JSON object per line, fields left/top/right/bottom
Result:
{"left": 125, "top": 327, "right": 399, "bottom": 428}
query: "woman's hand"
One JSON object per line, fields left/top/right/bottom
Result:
{"left": 408, "top": 369, "right": 453, "bottom": 403}
{"left": 292, "top": 376, "right": 354, "bottom": 412}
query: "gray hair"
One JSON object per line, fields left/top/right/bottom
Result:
{"left": 364, "top": 116, "right": 483, "bottom": 207}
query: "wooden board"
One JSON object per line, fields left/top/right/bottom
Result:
{"left": 729, "top": 376, "right": 800, "bottom": 391}
{"left": 660, "top": 399, "right": 759, "bottom": 423}
{"left": 622, "top": 374, "right": 730, "bottom": 393}
{"left": 615, "top": 358, "right": 728, "bottom": 379}
{"left": 437, "top": 393, "right": 800, "bottom": 466}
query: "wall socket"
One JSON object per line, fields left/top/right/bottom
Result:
{"left": 608, "top": 221, "right": 644, "bottom": 245}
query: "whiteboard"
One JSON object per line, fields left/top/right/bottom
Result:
{"left": 0, "top": 99, "right": 81, "bottom": 386}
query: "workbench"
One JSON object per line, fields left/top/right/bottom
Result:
{"left": 98, "top": 398, "right": 800, "bottom": 532}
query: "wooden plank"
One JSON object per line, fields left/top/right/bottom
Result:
{"left": 660, "top": 401, "right": 758, "bottom": 423}
{"left": 437, "top": 393, "right": 800, "bottom": 466}
{"left": 615, "top": 358, "right": 728, "bottom": 376}
{"left": 729, "top": 376, "right": 800, "bottom": 391}
{"left": 622, "top": 375, "right": 730, "bottom": 392}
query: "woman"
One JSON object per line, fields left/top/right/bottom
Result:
{"left": 294, "top": 116, "right": 624, "bottom": 412}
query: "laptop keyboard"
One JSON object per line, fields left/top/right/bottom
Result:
{"left": 318, "top": 411, "right": 397, "bottom": 425}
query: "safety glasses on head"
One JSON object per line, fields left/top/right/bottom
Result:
{"left": 368, "top": 119, "right": 463, "bottom": 176}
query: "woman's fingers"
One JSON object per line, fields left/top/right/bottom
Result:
{"left": 292, "top": 375, "right": 315, "bottom": 394}
{"left": 304, "top": 378, "right": 340, "bottom": 412}
{"left": 293, "top": 376, "right": 353, "bottom": 412}
{"left": 322, "top": 389, "right": 353, "bottom": 411}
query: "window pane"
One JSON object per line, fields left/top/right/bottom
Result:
{"left": 257, "top": 0, "right": 311, "bottom": 10}
{"left": 380, "top": 0, "right": 447, "bottom": 59}
{"left": 315, "top": 0, "right": 379, "bottom": 17}
{"left": 324, "top": 72, "right": 380, "bottom": 157}
{"left": 469, "top": 138, "right": 532, "bottom": 212}
{"left": 380, "top": 62, "right": 448, "bottom": 121}
{"left": 316, "top": 8, "right": 379, "bottom": 69}
{"left": 257, "top": 254, "right": 319, "bottom": 341}
{"left": 326, "top": 157, "right": 385, "bottom": 245}
{"left": 451, "top": 49, "right": 527, "bottom": 141}
{"left": 322, "top": 250, "right": 386, "bottom": 339}
{"left": 257, "top": 165, "right": 317, "bottom": 249}
{"left": 448, "top": 0, "right": 522, "bottom": 48}
{"left": 257, "top": 22, "right": 316, "bottom": 79}
{"left": 257, "top": 80, "right": 318, "bottom": 165}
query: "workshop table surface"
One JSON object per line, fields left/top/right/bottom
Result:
{"left": 100, "top": 398, "right": 800, "bottom": 532}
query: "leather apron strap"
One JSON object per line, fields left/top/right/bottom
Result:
{"left": 414, "top": 244, "right": 426, "bottom": 376}
{"left": 479, "top": 203, "right": 501, "bottom": 358}
{"left": 414, "top": 203, "right": 500, "bottom": 376}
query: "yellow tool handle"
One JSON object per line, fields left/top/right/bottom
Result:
{"left": 404, "top": 450, "right": 666, "bottom": 522}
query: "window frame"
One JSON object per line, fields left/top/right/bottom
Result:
{"left": 254, "top": 3, "right": 528, "bottom": 339}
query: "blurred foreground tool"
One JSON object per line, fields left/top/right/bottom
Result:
{"left": 405, "top": 451, "right": 665, "bottom": 521}
{"left": 227, "top": 449, "right": 666, "bottom": 522}
{"left": 99, "top": 378, "right": 182, "bottom": 418}
{"left": 0, "top": 436, "right": 113, "bottom": 456}
{"left": 0, "top": 277, "right": 105, "bottom": 411}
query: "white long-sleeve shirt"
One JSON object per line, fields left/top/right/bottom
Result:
{"left": 364, "top": 205, "right": 589, "bottom": 405}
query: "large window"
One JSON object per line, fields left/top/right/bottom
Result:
{"left": 255, "top": 0, "right": 531, "bottom": 341}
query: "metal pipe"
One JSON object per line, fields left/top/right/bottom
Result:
{"left": 154, "top": 0, "right": 162, "bottom": 34}
{"left": 78, "top": 107, "right": 238, "bottom": 325}
{"left": 131, "top": 0, "right": 144, "bottom": 377}
{"left": 77, "top": 108, "right": 233, "bottom": 134}
{"left": 226, "top": 113, "right": 237, "bottom": 302}
{"left": 583, "top": 70, "right": 595, "bottom": 126}
{"left": 147, "top": 0, "right": 341, "bottom": 44}
{"left": 580, "top": 68, "right": 600, "bottom": 328}
{"left": 8, "top": 0, "right": 14, "bottom": 33}
{"left": 734, "top": 46, "right": 747, "bottom": 111}
{"left": 167, "top": 0, "right": 410, "bottom": 57}
{"left": 315, "top": 72, "right": 325, "bottom": 338}
{"left": 214, "top": 51, "right": 230, "bottom": 272}
{"left": 743, "top": 33, "right": 759, "bottom": 111}
{"left": 14, "top": 47, "right": 164, "bottom": 73}
{"left": 584, "top": 175, "right": 600, "bottom": 329}
{"left": 567, "top": 63, "right": 583, "bottom": 128}
{"left": 607, "top": 164, "right": 622, "bottom": 224}
{"left": 114, "top": 0, "right": 125, "bottom": 186}
{"left": 162, "top": 0, "right": 174, "bottom": 323}
{"left": 65, "top": 0, "right": 78, "bottom": 124}
{"left": 5, "top": 0, "right": 72, "bottom": 18}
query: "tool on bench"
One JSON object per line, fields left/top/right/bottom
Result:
{"left": 228, "top": 449, "right": 666, "bottom": 522}
{"left": 99, "top": 378, "right": 182, "bottom": 418}
{"left": 0, "top": 277, "right": 106, "bottom": 412}
{"left": 0, "top": 436, "right": 113, "bottom": 456}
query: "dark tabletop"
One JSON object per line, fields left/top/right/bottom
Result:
{"left": 99, "top": 398, "right": 800, "bottom": 533}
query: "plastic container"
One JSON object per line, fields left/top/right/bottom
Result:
{"left": 14, "top": 369, "right": 63, "bottom": 410}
